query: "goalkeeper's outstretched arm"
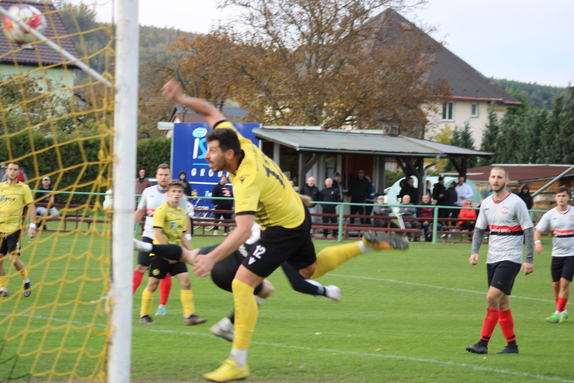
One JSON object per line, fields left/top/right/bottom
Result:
{"left": 161, "top": 80, "right": 225, "bottom": 127}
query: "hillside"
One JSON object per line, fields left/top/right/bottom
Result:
{"left": 491, "top": 78, "right": 567, "bottom": 109}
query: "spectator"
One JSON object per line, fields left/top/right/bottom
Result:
{"left": 425, "top": 180, "right": 432, "bottom": 199}
{"left": 458, "top": 200, "right": 477, "bottom": 241}
{"left": 454, "top": 175, "right": 474, "bottom": 217}
{"left": 399, "top": 195, "right": 421, "bottom": 241}
{"left": 179, "top": 170, "right": 193, "bottom": 197}
{"left": 135, "top": 169, "right": 152, "bottom": 196}
{"left": 211, "top": 175, "right": 234, "bottom": 236}
{"left": 432, "top": 176, "right": 446, "bottom": 206}
{"left": 300, "top": 176, "right": 320, "bottom": 231}
{"left": 441, "top": 181, "right": 458, "bottom": 237}
{"left": 372, "top": 195, "right": 398, "bottom": 229}
{"left": 418, "top": 194, "right": 439, "bottom": 242}
{"left": 364, "top": 175, "right": 376, "bottom": 224}
{"left": 516, "top": 185, "right": 533, "bottom": 210}
{"left": 318, "top": 178, "right": 341, "bottom": 238}
{"left": 398, "top": 176, "right": 418, "bottom": 203}
{"left": 347, "top": 170, "right": 371, "bottom": 224}
{"left": 35, "top": 176, "right": 59, "bottom": 229}
{"left": 332, "top": 172, "right": 344, "bottom": 214}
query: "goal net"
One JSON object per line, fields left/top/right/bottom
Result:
{"left": 0, "top": 1, "right": 118, "bottom": 381}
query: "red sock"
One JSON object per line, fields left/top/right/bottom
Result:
{"left": 159, "top": 274, "right": 172, "bottom": 306}
{"left": 498, "top": 309, "right": 516, "bottom": 342}
{"left": 480, "top": 307, "right": 500, "bottom": 341}
{"left": 132, "top": 270, "right": 144, "bottom": 295}
{"left": 557, "top": 297, "right": 568, "bottom": 312}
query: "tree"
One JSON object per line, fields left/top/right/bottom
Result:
{"left": 167, "top": 1, "right": 449, "bottom": 137}
{"left": 478, "top": 103, "right": 500, "bottom": 166}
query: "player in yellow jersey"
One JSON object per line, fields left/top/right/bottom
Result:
{"left": 0, "top": 161, "right": 36, "bottom": 297}
{"left": 138, "top": 181, "right": 206, "bottom": 326}
{"left": 162, "top": 80, "right": 407, "bottom": 382}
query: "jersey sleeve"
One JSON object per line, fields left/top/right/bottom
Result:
{"left": 535, "top": 210, "right": 550, "bottom": 233}
{"left": 137, "top": 188, "right": 148, "bottom": 210}
{"left": 516, "top": 198, "right": 534, "bottom": 229}
{"left": 475, "top": 203, "right": 488, "bottom": 230}
{"left": 232, "top": 173, "right": 259, "bottom": 215}
{"left": 213, "top": 120, "right": 245, "bottom": 141}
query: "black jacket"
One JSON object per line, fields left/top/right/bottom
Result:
{"left": 212, "top": 183, "right": 234, "bottom": 209}
{"left": 300, "top": 184, "right": 320, "bottom": 207}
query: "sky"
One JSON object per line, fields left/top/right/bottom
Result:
{"left": 82, "top": 0, "right": 573, "bottom": 87}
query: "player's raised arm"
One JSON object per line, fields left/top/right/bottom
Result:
{"left": 161, "top": 80, "right": 225, "bottom": 127}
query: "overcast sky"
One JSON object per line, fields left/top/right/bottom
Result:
{"left": 84, "top": 0, "right": 573, "bottom": 87}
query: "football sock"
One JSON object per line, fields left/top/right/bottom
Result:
{"left": 310, "top": 242, "right": 362, "bottom": 279}
{"left": 180, "top": 289, "right": 195, "bottom": 317}
{"left": 228, "top": 311, "right": 235, "bottom": 325}
{"left": 0, "top": 276, "right": 6, "bottom": 290}
{"left": 18, "top": 267, "right": 28, "bottom": 281}
{"left": 150, "top": 244, "right": 182, "bottom": 261}
{"left": 229, "top": 349, "right": 248, "bottom": 368}
{"left": 141, "top": 289, "right": 154, "bottom": 316}
{"left": 480, "top": 307, "right": 500, "bottom": 341}
{"left": 231, "top": 279, "right": 257, "bottom": 352}
{"left": 557, "top": 297, "right": 568, "bottom": 312}
{"left": 132, "top": 270, "right": 144, "bottom": 294}
{"left": 159, "top": 274, "right": 172, "bottom": 305}
{"left": 498, "top": 309, "right": 516, "bottom": 342}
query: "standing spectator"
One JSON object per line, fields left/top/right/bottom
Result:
{"left": 138, "top": 181, "right": 207, "bottom": 326}
{"left": 516, "top": 185, "right": 533, "bottom": 210}
{"left": 454, "top": 175, "right": 473, "bottom": 218}
{"left": 0, "top": 161, "right": 36, "bottom": 297}
{"left": 363, "top": 175, "right": 376, "bottom": 224}
{"left": 35, "top": 176, "right": 59, "bottom": 229}
{"left": 458, "top": 200, "right": 477, "bottom": 242}
{"left": 318, "top": 178, "right": 341, "bottom": 238}
{"left": 432, "top": 176, "right": 446, "bottom": 206}
{"left": 398, "top": 177, "right": 418, "bottom": 203}
{"left": 372, "top": 195, "right": 398, "bottom": 228}
{"left": 418, "top": 194, "right": 438, "bottom": 242}
{"left": 425, "top": 180, "right": 432, "bottom": 198}
{"left": 332, "top": 172, "right": 344, "bottom": 214}
{"left": 466, "top": 166, "right": 534, "bottom": 355}
{"left": 212, "top": 175, "right": 234, "bottom": 236}
{"left": 300, "top": 176, "right": 320, "bottom": 231}
{"left": 534, "top": 186, "right": 573, "bottom": 323}
{"left": 135, "top": 169, "right": 152, "bottom": 196}
{"left": 399, "top": 195, "right": 421, "bottom": 241}
{"left": 179, "top": 170, "right": 193, "bottom": 197}
{"left": 347, "top": 170, "right": 371, "bottom": 224}
{"left": 441, "top": 181, "right": 458, "bottom": 236}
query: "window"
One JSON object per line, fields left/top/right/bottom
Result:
{"left": 442, "top": 102, "right": 453, "bottom": 121}
{"left": 471, "top": 103, "right": 479, "bottom": 118}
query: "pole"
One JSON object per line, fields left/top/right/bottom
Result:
{"left": 108, "top": 0, "right": 139, "bottom": 382}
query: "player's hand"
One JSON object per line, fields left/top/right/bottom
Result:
{"left": 161, "top": 80, "right": 184, "bottom": 103}
{"left": 521, "top": 262, "right": 534, "bottom": 275}
{"left": 469, "top": 253, "right": 479, "bottom": 265}
{"left": 28, "top": 227, "right": 37, "bottom": 238}
{"left": 193, "top": 254, "right": 215, "bottom": 278}
{"left": 534, "top": 242, "right": 543, "bottom": 254}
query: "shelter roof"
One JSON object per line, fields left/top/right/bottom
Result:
{"left": 443, "top": 164, "right": 574, "bottom": 182}
{"left": 254, "top": 126, "right": 492, "bottom": 158}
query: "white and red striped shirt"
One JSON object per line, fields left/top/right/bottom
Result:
{"left": 476, "top": 193, "right": 533, "bottom": 264}
{"left": 536, "top": 205, "right": 574, "bottom": 257}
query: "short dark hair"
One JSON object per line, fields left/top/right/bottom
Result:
{"left": 206, "top": 128, "right": 241, "bottom": 156}
{"left": 157, "top": 163, "right": 170, "bottom": 171}
{"left": 167, "top": 180, "right": 185, "bottom": 191}
{"left": 555, "top": 186, "right": 570, "bottom": 195}
{"left": 438, "top": 176, "right": 444, "bottom": 181}
{"left": 6, "top": 161, "right": 20, "bottom": 168}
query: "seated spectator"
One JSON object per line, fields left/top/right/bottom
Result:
{"left": 399, "top": 195, "right": 421, "bottom": 241}
{"left": 35, "top": 176, "right": 59, "bottom": 229}
{"left": 372, "top": 195, "right": 398, "bottom": 229}
{"left": 418, "top": 194, "right": 441, "bottom": 242}
{"left": 458, "top": 200, "right": 477, "bottom": 241}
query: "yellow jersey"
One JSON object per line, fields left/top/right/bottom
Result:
{"left": 215, "top": 121, "right": 304, "bottom": 229}
{"left": 152, "top": 202, "right": 187, "bottom": 246}
{"left": 0, "top": 181, "right": 34, "bottom": 234}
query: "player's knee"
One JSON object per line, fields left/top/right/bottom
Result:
{"left": 135, "top": 264, "right": 148, "bottom": 273}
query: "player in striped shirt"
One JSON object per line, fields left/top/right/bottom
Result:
{"left": 535, "top": 186, "right": 573, "bottom": 323}
{"left": 466, "top": 166, "right": 534, "bottom": 355}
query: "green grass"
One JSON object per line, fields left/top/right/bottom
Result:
{"left": 2, "top": 233, "right": 573, "bottom": 382}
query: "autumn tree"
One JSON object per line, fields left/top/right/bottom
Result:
{"left": 167, "top": 0, "right": 449, "bottom": 137}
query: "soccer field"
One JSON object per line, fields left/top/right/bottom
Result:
{"left": 2, "top": 234, "right": 572, "bottom": 382}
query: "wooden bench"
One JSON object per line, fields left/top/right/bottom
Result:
{"left": 36, "top": 203, "right": 109, "bottom": 232}
{"left": 192, "top": 209, "right": 236, "bottom": 236}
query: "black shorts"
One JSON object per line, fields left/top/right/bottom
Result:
{"left": 206, "top": 244, "right": 263, "bottom": 295}
{"left": 242, "top": 210, "right": 316, "bottom": 278}
{"left": 148, "top": 255, "right": 187, "bottom": 279}
{"left": 551, "top": 256, "right": 574, "bottom": 283}
{"left": 137, "top": 236, "right": 154, "bottom": 267}
{"left": 0, "top": 231, "right": 21, "bottom": 255}
{"left": 487, "top": 261, "right": 521, "bottom": 295}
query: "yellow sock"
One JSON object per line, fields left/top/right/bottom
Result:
{"left": 0, "top": 275, "right": 6, "bottom": 289}
{"left": 180, "top": 289, "right": 195, "bottom": 316}
{"left": 310, "top": 242, "right": 362, "bottom": 279}
{"left": 231, "top": 279, "right": 257, "bottom": 350}
{"left": 18, "top": 267, "right": 29, "bottom": 281}
{"left": 140, "top": 289, "right": 154, "bottom": 316}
